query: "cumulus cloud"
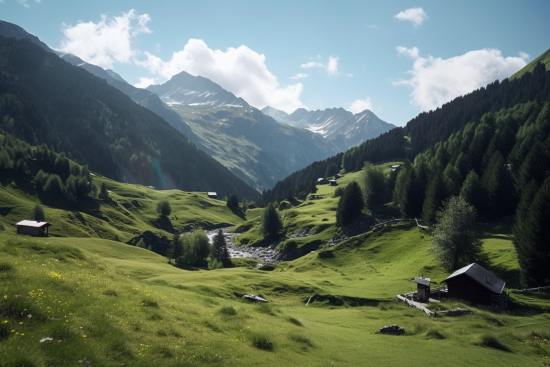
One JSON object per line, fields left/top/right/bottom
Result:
{"left": 134, "top": 77, "right": 155, "bottom": 89}
{"left": 394, "top": 8, "right": 428, "bottom": 27}
{"left": 300, "top": 56, "right": 338, "bottom": 76}
{"left": 57, "top": 9, "right": 151, "bottom": 69}
{"left": 290, "top": 73, "right": 309, "bottom": 80}
{"left": 17, "top": 0, "right": 29, "bottom": 7}
{"left": 137, "top": 39, "right": 305, "bottom": 113}
{"left": 394, "top": 47, "right": 528, "bottom": 111}
{"left": 348, "top": 97, "right": 373, "bottom": 114}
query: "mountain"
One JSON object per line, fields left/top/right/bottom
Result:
{"left": 59, "top": 53, "right": 128, "bottom": 84}
{"left": 0, "top": 35, "right": 257, "bottom": 199}
{"left": 147, "top": 72, "right": 341, "bottom": 190}
{"left": 147, "top": 71, "right": 248, "bottom": 107}
{"left": 0, "top": 20, "right": 52, "bottom": 52}
{"left": 510, "top": 47, "right": 550, "bottom": 80}
{"left": 261, "top": 106, "right": 396, "bottom": 150}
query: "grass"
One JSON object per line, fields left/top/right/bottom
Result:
{"left": 1, "top": 161, "right": 549, "bottom": 366}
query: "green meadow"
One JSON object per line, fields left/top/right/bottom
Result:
{"left": 1, "top": 167, "right": 549, "bottom": 366}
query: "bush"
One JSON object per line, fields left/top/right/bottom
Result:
{"left": 29, "top": 203, "right": 46, "bottom": 222}
{"left": 219, "top": 306, "right": 237, "bottom": 315}
{"left": 156, "top": 200, "right": 171, "bottom": 216}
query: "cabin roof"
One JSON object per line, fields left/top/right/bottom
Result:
{"left": 414, "top": 277, "right": 431, "bottom": 286}
{"left": 207, "top": 192, "right": 217, "bottom": 195}
{"left": 16, "top": 220, "right": 51, "bottom": 228}
{"left": 445, "top": 263, "right": 505, "bottom": 294}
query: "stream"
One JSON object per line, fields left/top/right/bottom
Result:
{"left": 205, "top": 228, "right": 281, "bottom": 264}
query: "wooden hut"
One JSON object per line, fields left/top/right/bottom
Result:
{"left": 207, "top": 192, "right": 217, "bottom": 199}
{"left": 414, "top": 276, "right": 430, "bottom": 301}
{"left": 335, "top": 174, "right": 345, "bottom": 179}
{"left": 329, "top": 180, "right": 338, "bottom": 186}
{"left": 444, "top": 263, "right": 508, "bottom": 307}
{"left": 317, "top": 178, "right": 328, "bottom": 185}
{"left": 16, "top": 220, "right": 51, "bottom": 237}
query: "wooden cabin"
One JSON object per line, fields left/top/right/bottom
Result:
{"left": 207, "top": 192, "right": 217, "bottom": 199}
{"left": 335, "top": 174, "right": 345, "bottom": 179}
{"left": 414, "top": 276, "right": 430, "bottom": 301}
{"left": 317, "top": 178, "right": 328, "bottom": 185}
{"left": 444, "top": 263, "right": 508, "bottom": 308}
{"left": 16, "top": 220, "right": 51, "bottom": 237}
{"left": 390, "top": 165, "right": 401, "bottom": 172}
{"left": 329, "top": 180, "right": 338, "bottom": 186}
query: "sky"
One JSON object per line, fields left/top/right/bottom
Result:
{"left": 1, "top": 0, "right": 549, "bottom": 126}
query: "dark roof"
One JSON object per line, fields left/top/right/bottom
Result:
{"left": 414, "top": 277, "right": 430, "bottom": 286}
{"left": 16, "top": 220, "right": 51, "bottom": 228}
{"left": 444, "top": 263, "right": 505, "bottom": 294}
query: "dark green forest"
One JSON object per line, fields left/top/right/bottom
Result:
{"left": 0, "top": 37, "right": 257, "bottom": 199}
{"left": 261, "top": 63, "right": 550, "bottom": 205}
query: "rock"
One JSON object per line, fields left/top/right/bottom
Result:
{"left": 379, "top": 325, "right": 405, "bottom": 335}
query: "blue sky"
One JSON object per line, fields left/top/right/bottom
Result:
{"left": 2, "top": 0, "right": 549, "bottom": 126}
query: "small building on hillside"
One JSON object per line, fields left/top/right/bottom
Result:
{"left": 335, "top": 174, "right": 345, "bottom": 179}
{"left": 414, "top": 276, "right": 431, "bottom": 301}
{"left": 16, "top": 220, "right": 51, "bottom": 237}
{"left": 390, "top": 165, "right": 401, "bottom": 172}
{"left": 317, "top": 178, "right": 328, "bottom": 185}
{"left": 444, "top": 263, "right": 508, "bottom": 308}
{"left": 207, "top": 192, "right": 217, "bottom": 199}
{"left": 329, "top": 180, "right": 338, "bottom": 186}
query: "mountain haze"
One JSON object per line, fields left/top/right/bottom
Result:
{"left": 262, "top": 106, "right": 396, "bottom": 150}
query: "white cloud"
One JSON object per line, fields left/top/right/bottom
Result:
{"left": 394, "top": 8, "right": 428, "bottom": 27}
{"left": 348, "top": 97, "right": 373, "bottom": 114}
{"left": 300, "top": 61, "right": 323, "bottom": 69}
{"left": 396, "top": 46, "right": 419, "bottom": 59}
{"left": 519, "top": 51, "right": 530, "bottom": 60}
{"left": 394, "top": 47, "right": 528, "bottom": 111}
{"left": 17, "top": 0, "right": 29, "bottom": 8}
{"left": 134, "top": 77, "right": 155, "bottom": 89}
{"left": 57, "top": 9, "right": 151, "bottom": 69}
{"left": 327, "top": 56, "right": 339, "bottom": 76}
{"left": 300, "top": 56, "right": 338, "bottom": 76}
{"left": 290, "top": 73, "right": 309, "bottom": 80}
{"left": 137, "top": 39, "right": 305, "bottom": 114}
{"left": 346, "top": 73, "right": 354, "bottom": 78}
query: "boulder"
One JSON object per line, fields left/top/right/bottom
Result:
{"left": 379, "top": 325, "right": 405, "bottom": 335}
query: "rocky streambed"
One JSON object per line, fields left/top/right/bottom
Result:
{"left": 205, "top": 228, "right": 281, "bottom": 264}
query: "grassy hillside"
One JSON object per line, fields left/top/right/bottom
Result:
{"left": 1, "top": 222, "right": 548, "bottom": 366}
{"left": 0, "top": 170, "right": 245, "bottom": 242}
{"left": 510, "top": 47, "right": 550, "bottom": 79}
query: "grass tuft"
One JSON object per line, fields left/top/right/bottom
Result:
{"left": 478, "top": 334, "right": 512, "bottom": 352}
{"left": 289, "top": 332, "right": 313, "bottom": 346}
{"left": 142, "top": 298, "right": 159, "bottom": 307}
{"left": 219, "top": 305, "right": 237, "bottom": 315}
{"left": 426, "top": 329, "right": 446, "bottom": 340}
{"left": 251, "top": 332, "right": 275, "bottom": 351}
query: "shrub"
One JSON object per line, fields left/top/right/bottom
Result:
{"left": 29, "top": 203, "right": 46, "bottom": 222}
{"left": 219, "top": 306, "right": 237, "bottom": 315}
{"left": 156, "top": 200, "right": 171, "bottom": 216}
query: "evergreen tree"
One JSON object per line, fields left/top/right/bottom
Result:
{"left": 35, "top": 170, "right": 48, "bottom": 192}
{"left": 431, "top": 196, "right": 482, "bottom": 271}
{"left": 482, "top": 151, "right": 516, "bottom": 217}
{"left": 442, "top": 163, "right": 462, "bottom": 197}
{"left": 15, "top": 158, "right": 28, "bottom": 176}
{"left": 361, "top": 162, "right": 387, "bottom": 207}
{"left": 156, "top": 200, "right": 172, "bottom": 216}
{"left": 226, "top": 193, "right": 239, "bottom": 208}
{"left": 260, "top": 203, "right": 283, "bottom": 239}
{"left": 210, "top": 229, "right": 232, "bottom": 268}
{"left": 336, "top": 181, "right": 364, "bottom": 227}
{"left": 43, "top": 174, "right": 63, "bottom": 196}
{"left": 325, "top": 162, "right": 339, "bottom": 178}
{"left": 0, "top": 149, "right": 13, "bottom": 169}
{"left": 459, "top": 170, "right": 487, "bottom": 214}
{"left": 29, "top": 203, "right": 46, "bottom": 222}
{"left": 513, "top": 178, "right": 550, "bottom": 286}
{"left": 99, "top": 183, "right": 109, "bottom": 200}
{"left": 422, "top": 173, "right": 446, "bottom": 225}
{"left": 241, "top": 198, "right": 249, "bottom": 212}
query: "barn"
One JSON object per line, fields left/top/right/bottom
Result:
{"left": 16, "top": 220, "right": 51, "bottom": 237}
{"left": 444, "top": 263, "right": 508, "bottom": 308}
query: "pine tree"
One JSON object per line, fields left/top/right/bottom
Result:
{"left": 361, "top": 162, "right": 387, "bottom": 207}
{"left": 422, "top": 173, "right": 446, "bottom": 225}
{"left": 459, "top": 170, "right": 487, "bottom": 214}
{"left": 431, "top": 196, "right": 482, "bottom": 271}
{"left": 325, "top": 162, "right": 339, "bottom": 178}
{"left": 261, "top": 203, "right": 283, "bottom": 239}
{"left": 210, "top": 229, "right": 232, "bottom": 268}
{"left": 513, "top": 178, "right": 550, "bottom": 286}
{"left": 336, "top": 181, "right": 364, "bottom": 227}
{"left": 226, "top": 193, "right": 239, "bottom": 208}
{"left": 99, "top": 182, "right": 109, "bottom": 200}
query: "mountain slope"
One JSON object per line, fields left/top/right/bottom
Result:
{"left": 147, "top": 72, "right": 342, "bottom": 190}
{"left": 0, "top": 20, "right": 52, "bottom": 53}
{"left": 510, "top": 47, "right": 550, "bottom": 80}
{"left": 262, "top": 106, "right": 395, "bottom": 150}
{"left": 0, "top": 36, "right": 257, "bottom": 199}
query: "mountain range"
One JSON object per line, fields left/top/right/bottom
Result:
{"left": 261, "top": 106, "right": 395, "bottom": 151}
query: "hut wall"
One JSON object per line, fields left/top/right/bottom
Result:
{"left": 17, "top": 226, "right": 45, "bottom": 237}
{"left": 446, "top": 275, "right": 495, "bottom": 305}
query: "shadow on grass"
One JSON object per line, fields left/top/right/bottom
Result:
{"left": 229, "top": 207, "right": 246, "bottom": 220}
{"left": 168, "top": 262, "right": 200, "bottom": 271}
{"left": 151, "top": 215, "right": 174, "bottom": 233}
